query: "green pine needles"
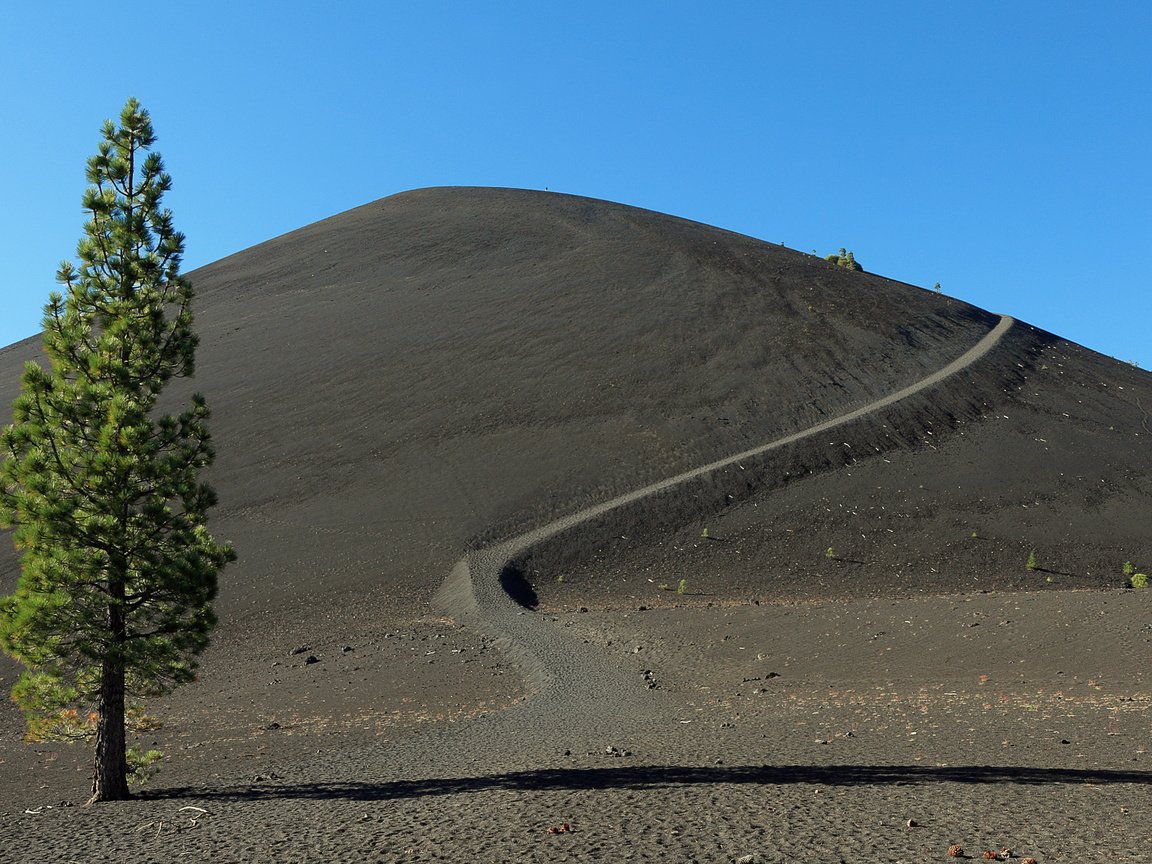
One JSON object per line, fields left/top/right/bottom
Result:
{"left": 0, "top": 99, "right": 234, "bottom": 802}
{"left": 825, "top": 248, "right": 863, "bottom": 271}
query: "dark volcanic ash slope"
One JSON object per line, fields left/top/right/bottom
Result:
{"left": 0, "top": 185, "right": 1148, "bottom": 645}
{"left": 537, "top": 332, "right": 1152, "bottom": 607}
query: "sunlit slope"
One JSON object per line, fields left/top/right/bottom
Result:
{"left": 2, "top": 188, "right": 1145, "bottom": 623}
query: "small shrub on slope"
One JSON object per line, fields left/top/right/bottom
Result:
{"left": 825, "top": 248, "right": 863, "bottom": 271}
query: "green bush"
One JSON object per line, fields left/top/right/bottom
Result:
{"left": 1131, "top": 573, "right": 1148, "bottom": 590}
{"left": 825, "top": 248, "right": 863, "bottom": 271}
{"left": 126, "top": 747, "right": 165, "bottom": 786}
{"left": 1026, "top": 550, "right": 1039, "bottom": 570}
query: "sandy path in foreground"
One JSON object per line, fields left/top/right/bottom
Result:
{"left": 437, "top": 316, "right": 1013, "bottom": 727}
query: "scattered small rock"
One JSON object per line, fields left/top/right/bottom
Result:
{"left": 342, "top": 645, "right": 354, "bottom": 653}
{"left": 289, "top": 645, "right": 310, "bottom": 655}
{"left": 906, "top": 818, "right": 918, "bottom": 828}
{"left": 265, "top": 722, "right": 281, "bottom": 731}
{"left": 305, "top": 655, "right": 320, "bottom": 665}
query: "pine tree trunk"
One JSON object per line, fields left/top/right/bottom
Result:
{"left": 89, "top": 658, "right": 130, "bottom": 802}
{"left": 89, "top": 578, "right": 131, "bottom": 803}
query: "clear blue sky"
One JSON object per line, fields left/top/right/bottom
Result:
{"left": 2, "top": 3, "right": 1148, "bottom": 368}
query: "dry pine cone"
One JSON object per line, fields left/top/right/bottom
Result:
{"left": 948, "top": 845, "right": 965, "bottom": 858}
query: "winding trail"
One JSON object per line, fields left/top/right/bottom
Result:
{"left": 437, "top": 315, "right": 1014, "bottom": 734}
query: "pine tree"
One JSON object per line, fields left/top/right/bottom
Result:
{"left": 0, "top": 99, "right": 234, "bottom": 802}
{"left": 824, "top": 248, "right": 863, "bottom": 272}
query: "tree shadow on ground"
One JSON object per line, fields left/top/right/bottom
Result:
{"left": 1033, "top": 566, "right": 1078, "bottom": 578}
{"left": 147, "top": 763, "right": 1151, "bottom": 802}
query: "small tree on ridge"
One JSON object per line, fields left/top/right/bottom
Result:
{"left": 0, "top": 99, "right": 234, "bottom": 802}
{"left": 825, "top": 248, "right": 863, "bottom": 271}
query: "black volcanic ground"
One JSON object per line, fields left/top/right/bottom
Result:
{"left": 0, "top": 188, "right": 1149, "bottom": 851}
{"left": 2, "top": 183, "right": 1149, "bottom": 674}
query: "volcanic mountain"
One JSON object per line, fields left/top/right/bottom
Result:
{"left": 0, "top": 188, "right": 1149, "bottom": 832}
